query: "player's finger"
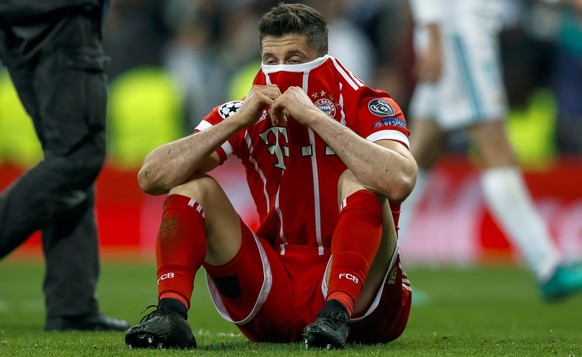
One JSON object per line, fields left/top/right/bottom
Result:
{"left": 260, "top": 84, "right": 282, "bottom": 100}
{"left": 269, "top": 100, "right": 286, "bottom": 125}
{"left": 279, "top": 109, "right": 288, "bottom": 126}
{"left": 257, "top": 92, "right": 275, "bottom": 108}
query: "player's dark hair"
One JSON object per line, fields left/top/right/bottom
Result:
{"left": 258, "top": 2, "right": 328, "bottom": 56}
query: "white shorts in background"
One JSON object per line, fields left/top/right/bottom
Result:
{"left": 409, "top": 0, "right": 509, "bottom": 130}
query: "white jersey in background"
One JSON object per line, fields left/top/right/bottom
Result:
{"left": 409, "top": 0, "right": 509, "bottom": 129}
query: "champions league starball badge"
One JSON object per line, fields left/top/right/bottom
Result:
{"left": 219, "top": 101, "right": 243, "bottom": 119}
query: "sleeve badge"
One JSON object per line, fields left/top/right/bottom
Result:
{"left": 368, "top": 99, "right": 396, "bottom": 117}
{"left": 218, "top": 101, "right": 243, "bottom": 119}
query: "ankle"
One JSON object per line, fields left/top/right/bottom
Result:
{"left": 159, "top": 298, "right": 188, "bottom": 320}
{"left": 319, "top": 299, "right": 349, "bottom": 317}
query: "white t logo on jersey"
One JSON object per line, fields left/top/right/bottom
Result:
{"left": 259, "top": 127, "right": 289, "bottom": 170}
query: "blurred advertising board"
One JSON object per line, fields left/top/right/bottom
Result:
{"left": 2, "top": 156, "right": 581, "bottom": 264}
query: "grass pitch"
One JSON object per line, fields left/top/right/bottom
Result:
{"left": 1, "top": 255, "right": 581, "bottom": 356}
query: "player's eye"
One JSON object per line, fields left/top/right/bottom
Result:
{"left": 264, "top": 57, "right": 279, "bottom": 65}
{"left": 287, "top": 56, "right": 303, "bottom": 64}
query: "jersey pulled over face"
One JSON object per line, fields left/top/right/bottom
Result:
{"left": 196, "top": 54, "right": 410, "bottom": 257}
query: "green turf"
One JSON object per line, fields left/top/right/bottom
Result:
{"left": 1, "top": 256, "right": 581, "bottom": 356}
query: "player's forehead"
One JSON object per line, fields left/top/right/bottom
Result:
{"left": 260, "top": 34, "right": 314, "bottom": 57}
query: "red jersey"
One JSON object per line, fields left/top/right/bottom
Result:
{"left": 196, "top": 55, "right": 410, "bottom": 257}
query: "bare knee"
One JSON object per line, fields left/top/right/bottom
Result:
{"left": 337, "top": 170, "right": 378, "bottom": 203}
{"left": 168, "top": 174, "right": 221, "bottom": 207}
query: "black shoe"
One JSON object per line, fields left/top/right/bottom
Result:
{"left": 125, "top": 305, "right": 197, "bottom": 349}
{"left": 303, "top": 310, "right": 349, "bottom": 350}
{"left": 45, "top": 313, "right": 129, "bottom": 332}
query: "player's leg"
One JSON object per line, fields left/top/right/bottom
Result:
{"left": 471, "top": 120, "right": 561, "bottom": 282}
{"left": 446, "top": 17, "right": 582, "bottom": 300}
{"left": 125, "top": 174, "right": 244, "bottom": 349}
{"left": 341, "top": 173, "right": 412, "bottom": 344}
{"left": 454, "top": 12, "right": 582, "bottom": 300}
{"left": 304, "top": 170, "right": 391, "bottom": 349}
{"left": 202, "top": 222, "right": 305, "bottom": 343}
{"left": 469, "top": 120, "right": 582, "bottom": 300}
{"left": 348, "top": 255, "right": 411, "bottom": 344}
{"left": 352, "top": 189, "right": 398, "bottom": 316}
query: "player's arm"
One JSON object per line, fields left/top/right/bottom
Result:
{"left": 414, "top": 22, "right": 442, "bottom": 82}
{"left": 315, "top": 122, "right": 416, "bottom": 202}
{"left": 137, "top": 123, "right": 234, "bottom": 196}
{"left": 410, "top": 0, "right": 444, "bottom": 82}
{"left": 270, "top": 88, "right": 417, "bottom": 202}
{"left": 138, "top": 85, "right": 281, "bottom": 195}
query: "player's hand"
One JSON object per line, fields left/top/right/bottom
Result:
{"left": 270, "top": 86, "right": 320, "bottom": 126}
{"left": 236, "top": 85, "right": 281, "bottom": 128}
{"left": 415, "top": 45, "right": 443, "bottom": 82}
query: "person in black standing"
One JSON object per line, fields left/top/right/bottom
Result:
{"left": 0, "top": 0, "right": 128, "bottom": 331}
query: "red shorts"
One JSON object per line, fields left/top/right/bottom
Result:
{"left": 203, "top": 220, "right": 411, "bottom": 343}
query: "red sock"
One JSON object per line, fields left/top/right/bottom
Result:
{"left": 327, "top": 190, "right": 383, "bottom": 316}
{"left": 156, "top": 194, "right": 207, "bottom": 309}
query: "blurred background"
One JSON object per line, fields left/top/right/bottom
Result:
{"left": 1, "top": 0, "right": 581, "bottom": 265}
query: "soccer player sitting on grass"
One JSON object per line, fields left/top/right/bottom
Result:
{"left": 124, "top": 3, "right": 417, "bottom": 350}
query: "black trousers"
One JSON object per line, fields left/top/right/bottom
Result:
{"left": 0, "top": 6, "right": 107, "bottom": 319}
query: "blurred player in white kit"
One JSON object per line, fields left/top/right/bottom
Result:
{"left": 401, "top": 0, "right": 582, "bottom": 301}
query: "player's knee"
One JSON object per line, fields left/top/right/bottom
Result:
{"left": 337, "top": 170, "right": 368, "bottom": 201}
{"left": 169, "top": 174, "right": 223, "bottom": 207}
